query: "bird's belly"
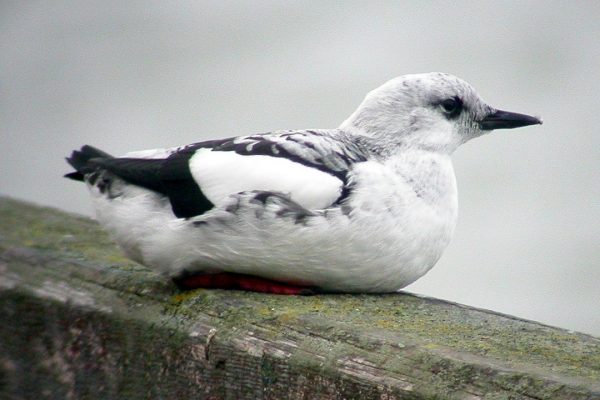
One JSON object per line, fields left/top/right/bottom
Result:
{"left": 132, "top": 195, "right": 457, "bottom": 293}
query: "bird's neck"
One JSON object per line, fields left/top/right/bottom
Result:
{"left": 341, "top": 120, "right": 461, "bottom": 157}
{"left": 345, "top": 129, "right": 459, "bottom": 161}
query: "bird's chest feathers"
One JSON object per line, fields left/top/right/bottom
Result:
{"left": 350, "top": 152, "right": 458, "bottom": 230}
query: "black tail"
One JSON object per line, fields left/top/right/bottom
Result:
{"left": 65, "top": 145, "right": 214, "bottom": 218}
{"left": 65, "top": 145, "right": 167, "bottom": 196}
{"left": 65, "top": 145, "right": 113, "bottom": 181}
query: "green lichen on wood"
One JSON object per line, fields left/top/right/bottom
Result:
{"left": 165, "top": 288, "right": 600, "bottom": 382}
{"left": 1, "top": 196, "right": 599, "bottom": 399}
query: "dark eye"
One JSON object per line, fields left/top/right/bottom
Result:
{"left": 440, "top": 97, "right": 463, "bottom": 118}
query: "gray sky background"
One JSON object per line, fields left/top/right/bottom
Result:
{"left": 1, "top": 2, "right": 599, "bottom": 335}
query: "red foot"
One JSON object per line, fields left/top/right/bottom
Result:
{"left": 173, "top": 272, "right": 317, "bottom": 295}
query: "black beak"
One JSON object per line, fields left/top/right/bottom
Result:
{"left": 479, "top": 109, "right": 542, "bottom": 130}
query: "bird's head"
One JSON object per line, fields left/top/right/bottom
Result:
{"left": 340, "top": 72, "right": 542, "bottom": 154}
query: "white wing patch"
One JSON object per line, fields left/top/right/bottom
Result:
{"left": 189, "top": 148, "right": 342, "bottom": 210}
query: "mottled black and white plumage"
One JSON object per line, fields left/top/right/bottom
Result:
{"left": 66, "top": 73, "right": 542, "bottom": 293}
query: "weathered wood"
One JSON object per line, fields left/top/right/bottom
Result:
{"left": 0, "top": 196, "right": 598, "bottom": 399}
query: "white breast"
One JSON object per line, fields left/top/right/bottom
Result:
{"left": 339, "top": 151, "right": 458, "bottom": 288}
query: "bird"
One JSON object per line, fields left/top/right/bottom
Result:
{"left": 65, "top": 72, "right": 542, "bottom": 295}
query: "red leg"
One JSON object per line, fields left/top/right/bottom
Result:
{"left": 173, "top": 272, "right": 317, "bottom": 295}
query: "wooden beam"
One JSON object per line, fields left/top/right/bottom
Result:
{"left": 1, "top": 197, "right": 599, "bottom": 399}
